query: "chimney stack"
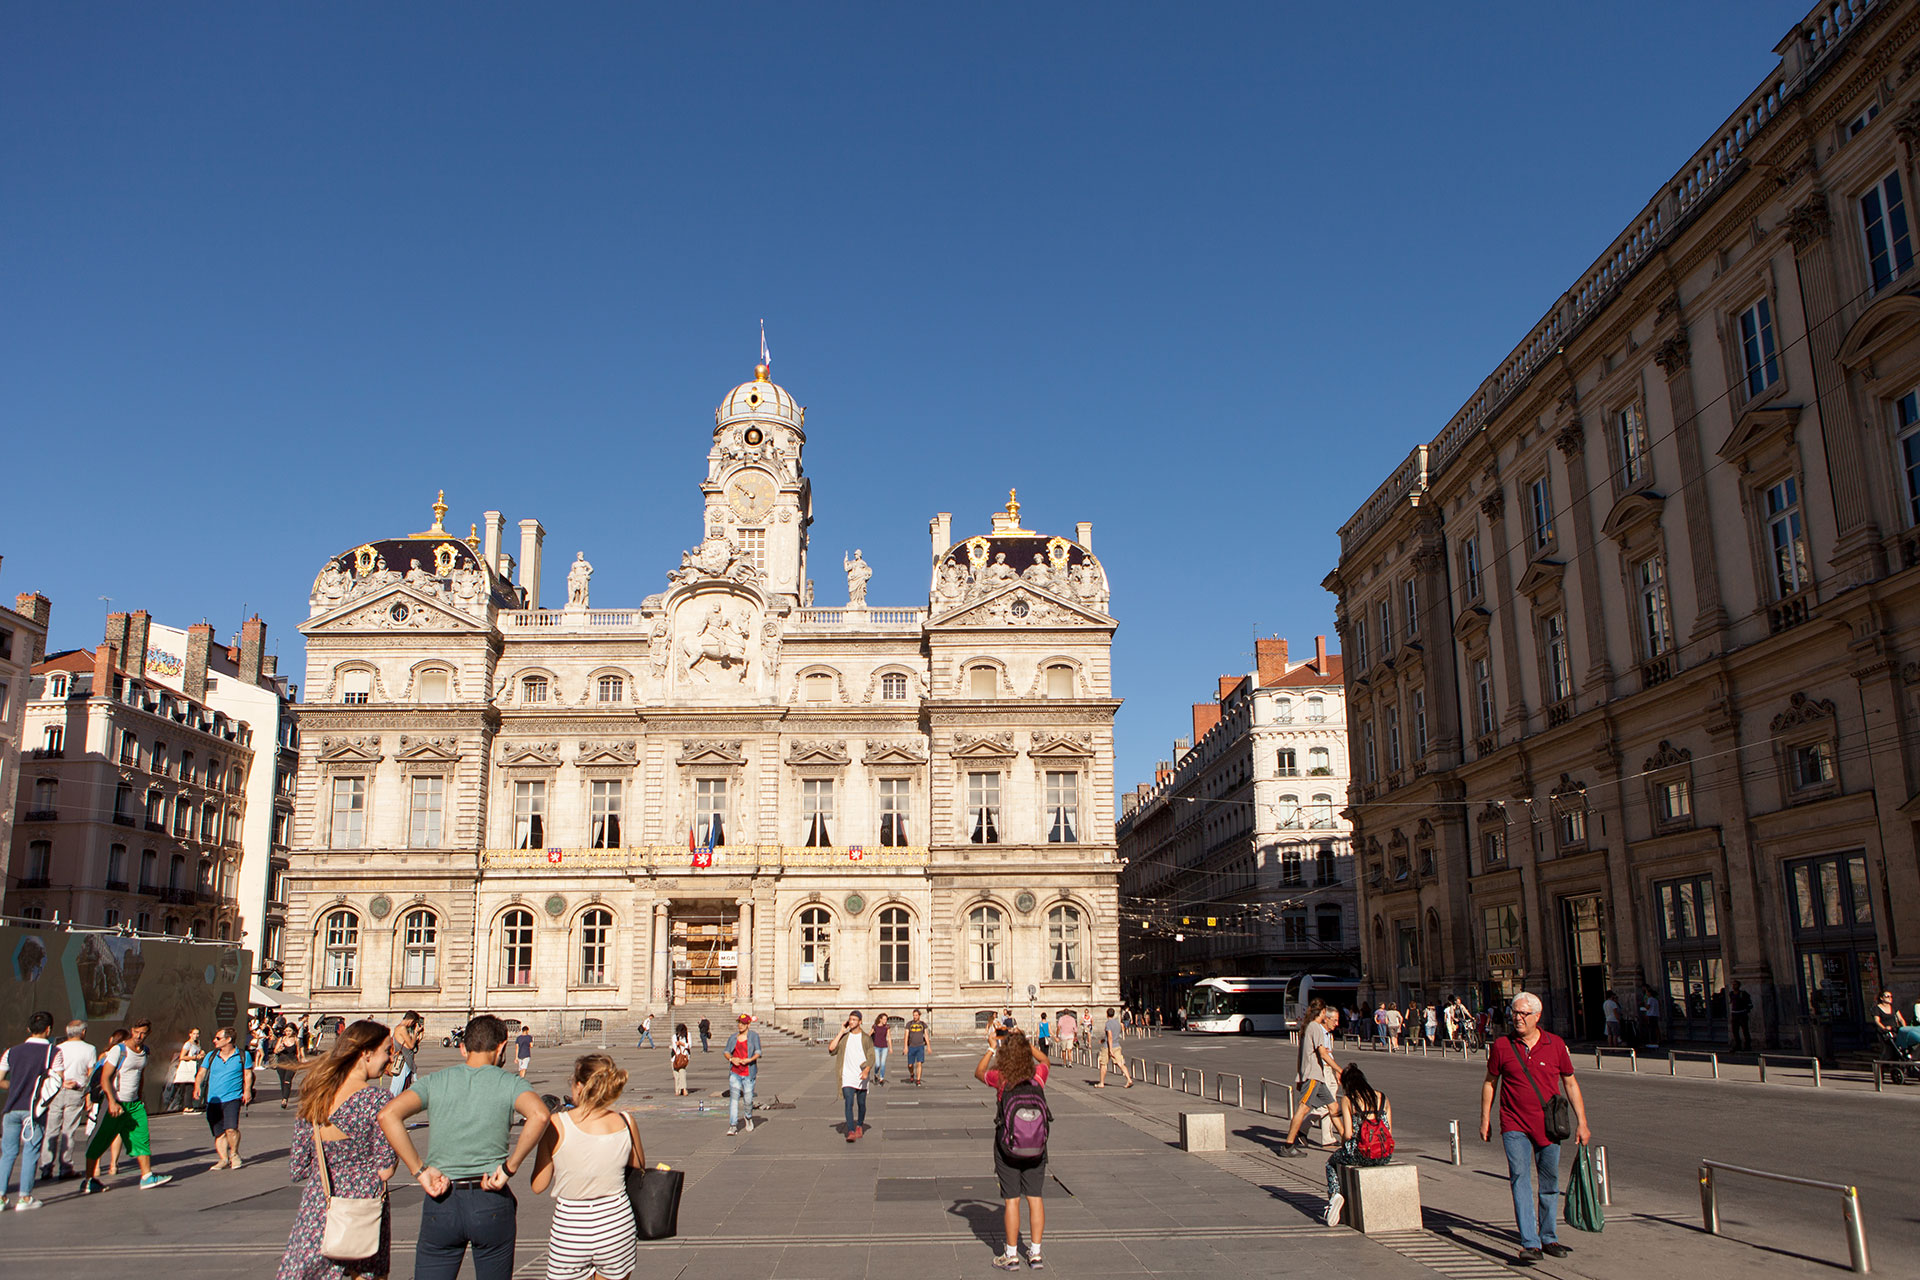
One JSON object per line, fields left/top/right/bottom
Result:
{"left": 103, "top": 611, "right": 129, "bottom": 671}
{"left": 239, "top": 616, "right": 267, "bottom": 687}
{"left": 483, "top": 511, "right": 507, "bottom": 577}
{"left": 1075, "top": 521, "right": 1092, "bottom": 550}
{"left": 13, "top": 592, "right": 52, "bottom": 667}
{"left": 518, "top": 518, "right": 546, "bottom": 608}
{"left": 1315, "top": 634, "right": 1328, "bottom": 673}
{"left": 1255, "top": 637, "right": 1290, "bottom": 686}
{"left": 184, "top": 623, "right": 214, "bottom": 700}
{"left": 1192, "top": 702, "right": 1221, "bottom": 742}
{"left": 1216, "top": 675, "right": 1240, "bottom": 701}
{"left": 930, "top": 512, "right": 952, "bottom": 560}
{"left": 92, "top": 643, "right": 114, "bottom": 696}
{"left": 126, "top": 610, "right": 151, "bottom": 680}
{"left": 262, "top": 653, "right": 278, "bottom": 678}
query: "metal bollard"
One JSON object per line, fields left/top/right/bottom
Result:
{"left": 1448, "top": 1119, "right": 1460, "bottom": 1165}
{"left": 1844, "top": 1186, "right": 1870, "bottom": 1274}
{"left": 1701, "top": 1164, "right": 1718, "bottom": 1235}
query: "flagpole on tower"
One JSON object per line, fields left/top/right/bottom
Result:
{"left": 759, "top": 319, "right": 771, "bottom": 376}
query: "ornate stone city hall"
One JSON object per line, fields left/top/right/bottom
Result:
{"left": 283, "top": 363, "right": 1121, "bottom": 1030}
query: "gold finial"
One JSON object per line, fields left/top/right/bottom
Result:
{"left": 430, "top": 489, "right": 448, "bottom": 533}
{"left": 753, "top": 362, "right": 770, "bottom": 382}
{"left": 1007, "top": 488, "right": 1020, "bottom": 520}
{"left": 466, "top": 522, "right": 480, "bottom": 551}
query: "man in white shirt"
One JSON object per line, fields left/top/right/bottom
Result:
{"left": 38, "top": 1021, "right": 96, "bottom": 1182}
{"left": 1641, "top": 989, "right": 1661, "bottom": 1049}
{"left": 1280, "top": 1003, "right": 1341, "bottom": 1155}
{"left": 827, "top": 1011, "right": 874, "bottom": 1142}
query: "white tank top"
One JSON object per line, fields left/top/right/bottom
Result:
{"left": 548, "top": 1111, "right": 632, "bottom": 1201}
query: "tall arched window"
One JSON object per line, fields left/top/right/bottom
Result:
{"left": 1047, "top": 906, "right": 1083, "bottom": 981}
{"left": 1311, "top": 794, "right": 1335, "bottom": 828}
{"left": 797, "top": 907, "right": 832, "bottom": 983}
{"left": 417, "top": 668, "right": 450, "bottom": 701}
{"left": 1045, "top": 664, "right": 1076, "bottom": 697}
{"left": 401, "top": 910, "right": 438, "bottom": 987}
{"left": 877, "top": 907, "right": 911, "bottom": 983}
{"left": 578, "top": 909, "right": 613, "bottom": 986}
{"left": 499, "top": 908, "right": 535, "bottom": 986}
{"left": 968, "top": 906, "right": 1003, "bottom": 982}
{"left": 322, "top": 910, "right": 360, "bottom": 988}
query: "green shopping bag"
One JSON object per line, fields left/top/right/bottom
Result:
{"left": 1565, "top": 1145, "right": 1604, "bottom": 1233}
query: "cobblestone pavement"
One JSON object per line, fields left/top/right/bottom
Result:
{"left": 0, "top": 1027, "right": 1905, "bottom": 1278}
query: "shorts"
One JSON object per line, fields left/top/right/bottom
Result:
{"left": 88, "top": 1099, "right": 150, "bottom": 1161}
{"left": 205, "top": 1098, "right": 243, "bottom": 1136}
{"left": 517, "top": 1056, "right": 532, "bottom": 1072}
{"left": 1299, "top": 1079, "right": 1336, "bottom": 1109}
{"left": 995, "top": 1150, "right": 1047, "bottom": 1199}
{"left": 906, "top": 1045, "right": 926, "bottom": 1065}
{"left": 1102, "top": 1045, "right": 1127, "bottom": 1068}
{"left": 547, "top": 1191, "right": 637, "bottom": 1280}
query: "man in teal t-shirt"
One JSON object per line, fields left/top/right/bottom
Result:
{"left": 380, "top": 1015, "right": 550, "bottom": 1280}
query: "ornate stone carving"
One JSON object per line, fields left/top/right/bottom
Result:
{"left": 499, "top": 740, "right": 562, "bottom": 765}
{"left": 1644, "top": 740, "right": 1692, "bottom": 771}
{"left": 1784, "top": 194, "right": 1831, "bottom": 250}
{"left": 577, "top": 739, "right": 639, "bottom": 765}
{"left": 1770, "top": 691, "right": 1836, "bottom": 731}
{"left": 1555, "top": 419, "right": 1585, "bottom": 458}
{"left": 678, "top": 739, "right": 745, "bottom": 764}
{"left": 567, "top": 552, "right": 592, "bottom": 608}
{"left": 863, "top": 739, "right": 929, "bottom": 764}
{"left": 1028, "top": 731, "right": 1094, "bottom": 757}
{"left": 843, "top": 549, "right": 870, "bottom": 607}
{"left": 788, "top": 739, "right": 851, "bottom": 764}
{"left": 678, "top": 601, "right": 752, "bottom": 685}
{"left": 668, "top": 534, "right": 763, "bottom": 591}
{"left": 1479, "top": 485, "right": 1507, "bottom": 522}
{"left": 396, "top": 734, "right": 461, "bottom": 761}
{"left": 318, "top": 735, "right": 382, "bottom": 762}
{"left": 1654, "top": 292, "right": 1682, "bottom": 325}
{"left": 950, "top": 730, "right": 1016, "bottom": 757}
{"left": 1654, "top": 331, "right": 1691, "bottom": 375}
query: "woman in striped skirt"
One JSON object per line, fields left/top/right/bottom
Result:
{"left": 531, "top": 1054, "right": 643, "bottom": 1280}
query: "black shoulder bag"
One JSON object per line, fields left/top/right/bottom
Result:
{"left": 1508, "top": 1035, "right": 1575, "bottom": 1143}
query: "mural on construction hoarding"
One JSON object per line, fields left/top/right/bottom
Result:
{"left": 2, "top": 925, "right": 250, "bottom": 1109}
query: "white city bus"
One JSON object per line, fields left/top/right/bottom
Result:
{"left": 1182, "top": 977, "right": 1292, "bottom": 1033}
{"left": 1283, "top": 973, "right": 1360, "bottom": 1029}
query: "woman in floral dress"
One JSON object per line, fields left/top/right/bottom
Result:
{"left": 278, "top": 1020, "right": 396, "bottom": 1280}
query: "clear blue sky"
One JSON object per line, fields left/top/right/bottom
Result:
{"left": 2, "top": 1, "right": 1810, "bottom": 795}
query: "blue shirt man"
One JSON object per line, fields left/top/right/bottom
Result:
{"left": 194, "top": 1027, "right": 252, "bottom": 1170}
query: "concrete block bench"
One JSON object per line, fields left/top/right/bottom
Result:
{"left": 1337, "top": 1162, "right": 1421, "bottom": 1234}
{"left": 1179, "top": 1111, "right": 1226, "bottom": 1151}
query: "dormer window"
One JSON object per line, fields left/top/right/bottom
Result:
{"left": 521, "top": 675, "right": 549, "bottom": 704}
{"left": 49, "top": 674, "right": 67, "bottom": 698}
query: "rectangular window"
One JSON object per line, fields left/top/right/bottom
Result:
{"left": 1403, "top": 579, "right": 1419, "bottom": 637}
{"left": 1385, "top": 707, "right": 1402, "bottom": 772}
{"left": 1377, "top": 599, "right": 1391, "bottom": 652}
{"left": 878, "top": 777, "right": 910, "bottom": 846}
{"left": 330, "top": 777, "right": 366, "bottom": 849}
{"left": 695, "top": 777, "right": 727, "bottom": 846}
{"left": 966, "top": 771, "right": 1001, "bottom": 843}
{"left": 1048, "top": 909, "right": 1082, "bottom": 981}
{"left": 40, "top": 725, "right": 62, "bottom": 754}
{"left": 1529, "top": 475, "right": 1554, "bottom": 551}
{"left": 1282, "top": 909, "right": 1307, "bottom": 946}
{"left": 1861, "top": 170, "right": 1914, "bottom": 290}
{"left": 341, "top": 670, "right": 371, "bottom": 705}
{"left": 590, "top": 779, "right": 622, "bottom": 848}
{"left": 139, "top": 849, "right": 157, "bottom": 889}
{"left": 1617, "top": 403, "right": 1650, "bottom": 488}
{"left": 1276, "top": 795, "right": 1301, "bottom": 828}
{"left": 1792, "top": 741, "right": 1836, "bottom": 791}
{"left": 418, "top": 669, "right": 449, "bottom": 700}
{"left": 1766, "top": 476, "right": 1810, "bottom": 598}
{"left": 409, "top": 776, "right": 445, "bottom": 849}
{"left": 1275, "top": 747, "right": 1298, "bottom": 777}
{"left": 107, "top": 844, "right": 126, "bottom": 885}
{"left": 1657, "top": 778, "right": 1692, "bottom": 822}
{"left": 1045, "top": 771, "right": 1079, "bottom": 843}
{"left": 802, "top": 778, "right": 835, "bottom": 846}
{"left": 1463, "top": 535, "right": 1483, "bottom": 599}
{"left": 513, "top": 780, "right": 546, "bottom": 849}
{"left": 402, "top": 914, "right": 438, "bottom": 988}
{"left": 1274, "top": 698, "right": 1293, "bottom": 724}
{"left": 171, "top": 801, "right": 189, "bottom": 837}
{"left": 1739, "top": 297, "right": 1781, "bottom": 397}
{"left": 1543, "top": 613, "right": 1573, "bottom": 703}
{"left": 1355, "top": 619, "right": 1370, "bottom": 669}
{"left": 1637, "top": 556, "right": 1674, "bottom": 658}
{"left": 1412, "top": 689, "right": 1428, "bottom": 759}
{"left": 1361, "top": 721, "right": 1377, "bottom": 782}
{"left": 1281, "top": 848, "right": 1303, "bottom": 886}
{"left": 739, "top": 528, "right": 766, "bottom": 571}
{"left": 119, "top": 730, "right": 138, "bottom": 765}
{"left": 596, "top": 675, "right": 623, "bottom": 703}
{"left": 878, "top": 909, "right": 911, "bottom": 982}
{"left": 1557, "top": 806, "right": 1587, "bottom": 848}
{"left": 1483, "top": 828, "right": 1506, "bottom": 867}
{"left": 1898, "top": 389, "right": 1920, "bottom": 526}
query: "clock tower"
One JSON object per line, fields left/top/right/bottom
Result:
{"left": 704, "top": 363, "right": 812, "bottom": 602}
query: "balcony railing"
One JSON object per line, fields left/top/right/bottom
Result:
{"left": 18, "top": 876, "right": 50, "bottom": 890}
{"left": 479, "top": 844, "right": 933, "bottom": 871}
{"left": 23, "top": 809, "right": 58, "bottom": 822}
{"left": 105, "top": 879, "right": 128, "bottom": 892}
{"left": 28, "top": 748, "right": 63, "bottom": 760}
{"left": 1769, "top": 591, "right": 1812, "bottom": 634}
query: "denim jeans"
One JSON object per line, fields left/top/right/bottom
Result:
{"left": 728, "top": 1073, "right": 754, "bottom": 1126}
{"left": 416, "top": 1185, "right": 517, "bottom": 1280}
{"left": 1, "top": 1110, "right": 44, "bottom": 1198}
{"left": 842, "top": 1085, "right": 868, "bottom": 1131}
{"left": 1500, "top": 1130, "right": 1561, "bottom": 1250}
{"left": 873, "top": 1047, "right": 889, "bottom": 1080}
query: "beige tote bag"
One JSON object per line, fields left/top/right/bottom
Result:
{"left": 314, "top": 1128, "right": 385, "bottom": 1261}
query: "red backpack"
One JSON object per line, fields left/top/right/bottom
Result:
{"left": 1355, "top": 1106, "right": 1395, "bottom": 1160}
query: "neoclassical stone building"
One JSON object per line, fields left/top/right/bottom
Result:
{"left": 1329, "top": 0, "right": 1920, "bottom": 1051}
{"left": 284, "top": 363, "right": 1121, "bottom": 1031}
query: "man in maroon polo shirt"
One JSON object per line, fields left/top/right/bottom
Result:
{"left": 1479, "top": 991, "right": 1591, "bottom": 1267}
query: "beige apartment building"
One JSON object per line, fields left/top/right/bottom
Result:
{"left": 1118, "top": 638, "right": 1356, "bottom": 1015}
{"left": 283, "top": 362, "right": 1122, "bottom": 1032}
{"left": 1329, "top": 0, "right": 1920, "bottom": 1051}
{"left": 0, "top": 576, "right": 53, "bottom": 913}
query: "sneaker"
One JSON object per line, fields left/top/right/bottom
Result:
{"left": 1025, "top": 1249, "right": 1044, "bottom": 1270}
{"left": 1322, "top": 1191, "right": 1344, "bottom": 1227}
{"left": 139, "top": 1173, "right": 172, "bottom": 1190}
{"left": 744, "top": 1118, "right": 755, "bottom": 1133}
{"left": 227, "top": 1156, "right": 243, "bottom": 1169}
{"left": 79, "top": 1178, "right": 105, "bottom": 1195}
{"left": 12, "top": 1197, "right": 43, "bottom": 1212}
{"left": 1541, "top": 1244, "right": 1571, "bottom": 1258}
{"left": 210, "top": 1160, "right": 228, "bottom": 1172}
{"left": 727, "top": 1125, "right": 738, "bottom": 1135}
{"left": 993, "top": 1253, "right": 1021, "bottom": 1271}
{"left": 1279, "top": 1140, "right": 1309, "bottom": 1158}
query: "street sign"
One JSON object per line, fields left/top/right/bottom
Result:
{"left": 718, "top": 950, "right": 739, "bottom": 968}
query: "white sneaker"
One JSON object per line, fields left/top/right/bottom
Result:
{"left": 1323, "top": 1191, "right": 1344, "bottom": 1227}
{"left": 12, "top": 1197, "right": 44, "bottom": 1212}
{"left": 744, "top": 1118, "right": 755, "bottom": 1133}
{"left": 727, "top": 1125, "right": 738, "bottom": 1135}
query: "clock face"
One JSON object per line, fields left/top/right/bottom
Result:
{"left": 727, "top": 471, "right": 776, "bottom": 521}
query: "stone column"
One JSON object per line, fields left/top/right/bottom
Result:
{"left": 1482, "top": 486, "right": 1531, "bottom": 731}
{"left": 653, "top": 901, "right": 672, "bottom": 1008}
{"left": 737, "top": 899, "right": 754, "bottom": 1007}
{"left": 1556, "top": 421, "right": 1613, "bottom": 692}
{"left": 1655, "top": 328, "right": 1732, "bottom": 645}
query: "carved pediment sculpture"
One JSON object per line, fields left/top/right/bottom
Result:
{"left": 678, "top": 739, "right": 746, "bottom": 765}
{"left": 667, "top": 534, "right": 765, "bottom": 591}
{"left": 862, "top": 739, "right": 930, "bottom": 765}
{"left": 1551, "top": 773, "right": 1587, "bottom": 804}
{"left": 939, "top": 586, "right": 1101, "bottom": 628}
{"left": 787, "top": 739, "right": 851, "bottom": 765}
{"left": 1477, "top": 800, "right": 1507, "bottom": 826}
{"left": 1386, "top": 827, "right": 1409, "bottom": 853}
{"left": 950, "top": 730, "right": 1016, "bottom": 759}
{"left": 499, "top": 740, "right": 562, "bottom": 766}
{"left": 1771, "top": 692, "right": 1836, "bottom": 732}
{"left": 577, "top": 739, "right": 639, "bottom": 765}
{"left": 395, "top": 735, "right": 461, "bottom": 762}
{"left": 1644, "top": 740, "right": 1692, "bottom": 771}
{"left": 1028, "top": 732, "right": 1095, "bottom": 758}
{"left": 319, "top": 735, "right": 383, "bottom": 763}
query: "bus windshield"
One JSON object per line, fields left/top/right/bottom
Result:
{"left": 1185, "top": 986, "right": 1224, "bottom": 1021}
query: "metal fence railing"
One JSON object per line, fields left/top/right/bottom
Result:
{"left": 1701, "top": 1161, "right": 1868, "bottom": 1273}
